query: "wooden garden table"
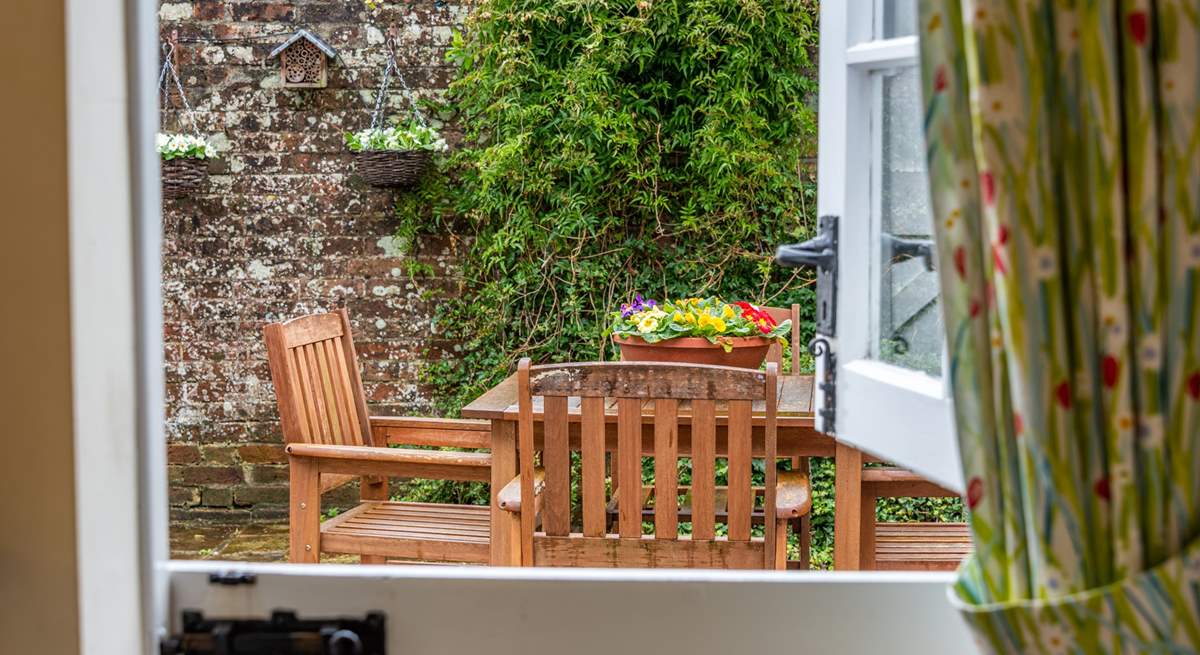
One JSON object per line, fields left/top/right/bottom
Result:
{"left": 461, "top": 374, "right": 869, "bottom": 570}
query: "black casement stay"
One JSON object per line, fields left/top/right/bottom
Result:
{"left": 161, "top": 610, "right": 386, "bottom": 655}
{"left": 881, "top": 233, "right": 935, "bottom": 272}
{"left": 775, "top": 215, "right": 838, "bottom": 433}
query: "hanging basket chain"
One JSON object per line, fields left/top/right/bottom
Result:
{"left": 369, "top": 37, "right": 429, "bottom": 131}
{"left": 159, "top": 41, "right": 200, "bottom": 136}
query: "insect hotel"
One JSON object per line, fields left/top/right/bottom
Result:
{"left": 267, "top": 29, "right": 337, "bottom": 89}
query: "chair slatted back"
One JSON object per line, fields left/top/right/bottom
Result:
{"left": 762, "top": 304, "right": 802, "bottom": 375}
{"left": 263, "top": 309, "right": 374, "bottom": 447}
{"left": 517, "top": 360, "right": 779, "bottom": 567}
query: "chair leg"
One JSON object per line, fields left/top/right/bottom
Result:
{"left": 792, "top": 456, "right": 810, "bottom": 569}
{"left": 773, "top": 518, "right": 789, "bottom": 570}
{"left": 289, "top": 456, "right": 320, "bottom": 564}
{"left": 359, "top": 475, "right": 389, "bottom": 564}
{"left": 497, "top": 509, "right": 524, "bottom": 566}
{"left": 859, "top": 492, "right": 877, "bottom": 571}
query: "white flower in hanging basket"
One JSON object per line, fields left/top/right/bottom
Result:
{"left": 157, "top": 132, "right": 217, "bottom": 160}
{"left": 344, "top": 120, "right": 448, "bottom": 153}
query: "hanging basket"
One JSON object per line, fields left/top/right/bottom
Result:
{"left": 161, "top": 157, "right": 209, "bottom": 199}
{"left": 354, "top": 149, "right": 431, "bottom": 187}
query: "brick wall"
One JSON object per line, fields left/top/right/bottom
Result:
{"left": 160, "top": 0, "right": 467, "bottom": 520}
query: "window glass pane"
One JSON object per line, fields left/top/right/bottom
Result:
{"left": 873, "top": 66, "right": 941, "bottom": 376}
{"left": 876, "top": 0, "right": 918, "bottom": 38}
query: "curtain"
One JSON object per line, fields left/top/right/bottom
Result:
{"left": 917, "top": 1, "right": 1200, "bottom": 651}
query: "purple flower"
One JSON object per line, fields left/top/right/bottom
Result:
{"left": 621, "top": 293, "right": 658, "bottom": 319}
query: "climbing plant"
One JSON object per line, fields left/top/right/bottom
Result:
{"left": 396, "top": 0, "right": 821, "bottom": 413}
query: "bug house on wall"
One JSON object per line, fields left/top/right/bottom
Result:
{"left": 267, "top": 29, "right": 337, "bottom": 89}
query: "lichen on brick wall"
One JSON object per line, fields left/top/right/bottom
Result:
{"left": 159, "top": 0, "right": 468, "bottom": 520}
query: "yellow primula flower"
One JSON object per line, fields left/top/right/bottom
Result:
{"left": 637, "top": 316, "right": 659, "bottom": 333}
{"left": 721, "top": 305, "right": 735, "bottom": 320}
{"left": 711, "top": 317, "right": 726, "bottom": 332}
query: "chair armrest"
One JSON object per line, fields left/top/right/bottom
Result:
{"left": 286, "top": 443, "right": 491, "bottom": 482}
{"left": 497, "top": 467, "right": 545, "bottom": 513}
{"left": 775, "top": 470, "right": 812, "bottom": 520}
{"left": 861, "top": 467, "right": 958, "bottom": 498}
{"left": 369, "top": 416, "right": 491, "bottom": 449}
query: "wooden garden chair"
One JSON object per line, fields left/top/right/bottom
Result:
{"left": 497, "top": 359, "right": 810, "bottom": 569}
{"left": 858, "top": 467, "right": 971, "bottom": 571}
{"left": 602, "top": 303, "right": 813, "bottom": 567}
{"left": 264, "top": 308, "right": 492, "bottom": 564}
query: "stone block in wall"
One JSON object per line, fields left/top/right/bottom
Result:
{"left": 233, "top": 485, "right": 289, "bottom": 507}
{"left": 202, "top": 487, "right": 234, "bottom": 507}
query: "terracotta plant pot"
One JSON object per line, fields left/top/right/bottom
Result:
{"left": 613, "top": 335, "right": 773, "bottom": 369}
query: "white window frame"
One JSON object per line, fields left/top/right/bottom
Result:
{"left": 59, "top": 0, "right": 976, "bottom": 652}
{"left": 816, "top": 1, "right": 962, "bottom": 493}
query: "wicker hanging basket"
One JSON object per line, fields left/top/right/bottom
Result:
{"left": 161, "top": 157, "right": 209, "bottom": 199}
{"left": 352, "top": 39, "right": 438, "bottom": 189}
{"left": 354, "top": 149, "right": 431, "bottom": 188}
{"left": 159, "top": 42, "right": 211, "bottom": 200}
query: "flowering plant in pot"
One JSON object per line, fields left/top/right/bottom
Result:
{"left": 345, "top": 119, "right": 448, "bottom": 187}
{"left": 610, "top": 295, "right": 791, "bottom": 369}
{"left": 157, "top": 133, "right": 216, "bottom": 199}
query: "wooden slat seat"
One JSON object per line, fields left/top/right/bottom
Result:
{"left": 873, "top": 522, "right": 971, "bottom": 571}
{"left": 321, "top": 501, "right": 491, "bottom": 564}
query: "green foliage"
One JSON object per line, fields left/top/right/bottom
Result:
{"left": 395, "top": 0, "right": 822, "bottom": 414}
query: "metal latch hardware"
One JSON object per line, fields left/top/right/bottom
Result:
{"left": 160, "top": 609, "right": 386, "bottom": 655}
{"left": 775, "top": 215, "right": 838, "bottom": 337}
{"left": 775, "top": 215, "right": 839, "bottom": 433}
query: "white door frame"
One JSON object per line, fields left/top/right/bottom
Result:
{"left": 816, "top": 0, "right": 961, "bottom": 493}
{"left": 55, "top": 0, "right": 978, "bottom": 652}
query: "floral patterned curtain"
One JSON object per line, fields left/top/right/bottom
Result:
{"left": 917, "top": 0, "right": 1200, "bottom": 651}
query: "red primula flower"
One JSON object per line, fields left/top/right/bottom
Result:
{"left": 1128, "top": 11, "right": 1148, "bottom": 46}
{"left": 980, "top": 171, "right": 996, "bottom": 206}
{"left": 966, "top": 477, "right": 984, "bottom": 510}
{"left": 1055, "top": 381, "right": 1073, "bottom": 409}
{"left": 733, "top": 302, "right": 777, "bottom": 335}
{"left": 1188, "top": 372, "right": 1200, "bottom": 400}
{"left": 1101, "top": 355, "right": 1120, "bottom": 389}
{"left": 1094, "top": 476, "right": 1111, "bottom": 501}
